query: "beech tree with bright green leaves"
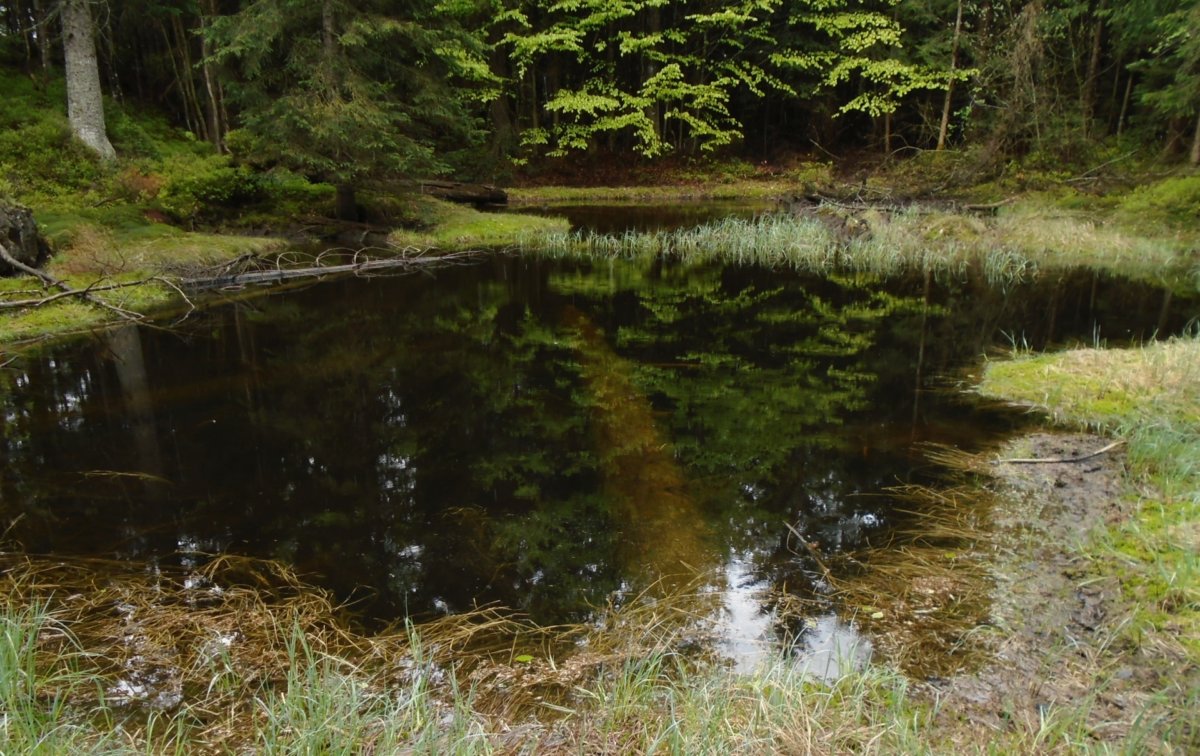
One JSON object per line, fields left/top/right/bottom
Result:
{"left": 494, "top": 0, "right": 787, "bottom": 157}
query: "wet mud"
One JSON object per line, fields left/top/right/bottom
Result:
{"left": 929, "top": 432, "right": 1158, "bottom": 741}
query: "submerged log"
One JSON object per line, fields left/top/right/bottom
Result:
{"left": 418, "top": 180, "right": 507, "bottom": 206}
{"left": 0, "top": 202, "right": 51, "bottom": 275}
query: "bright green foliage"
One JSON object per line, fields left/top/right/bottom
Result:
{"left": 498, "top": 0, "right": 787, "bottom": 156}
{"left": 493, "top": 0, "right": 953, "bottom": 157}
{"left": 1116, "top": 175, "right": 1200, "bottom": 230}
{"left": 771, "top": 0, "right": 948, "bottom": 118}
{"left": 156, "top": 154, "right": 265, "bottom": 222}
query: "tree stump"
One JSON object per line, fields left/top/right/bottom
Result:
{"left": 0, "top": 203, "right": 51, "bottom": 275}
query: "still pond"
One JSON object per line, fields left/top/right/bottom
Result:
{"left": 1, "top": 212, "right": 1194, "bottom": 672}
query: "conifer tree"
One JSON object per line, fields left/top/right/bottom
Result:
{"left": 60, "top": 0, "right": 116, "bottom": 160}
{"left": 206, "top": 0, "right": 489, "bottom": 219}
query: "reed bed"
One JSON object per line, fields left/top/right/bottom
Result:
{"left": 517, "top": 207, "right": 1195, "bottom": 286}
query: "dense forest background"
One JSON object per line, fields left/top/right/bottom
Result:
{"left": 1, "top": 0, "right": 1198, "bottom": 197}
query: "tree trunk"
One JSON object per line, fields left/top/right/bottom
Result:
{"left": 937, "top": 0, "right": 964, "bottom": 151}
{"left": 61, "top": 0, "right": 115, "bottom": 160}
{"left": 335, "top": 184, "right": 358, "bottom": 222}
{"left": 322, "top": 0, "right": 336, "bottom": 67}
{"left": 1081, "top": 0, "right": 1105, "bottom": 135}
{"left": 159, "top": 21, "right": 196, "bottom": 135}
{"left": 172, "top": 14, "right": 208, "bottom": 142}
{"left": 32, "top": 0, "right": 51, "bottom": 72}
{"left": 1116, "top": 71, "right": 1133, "bottom": 138}
{"left": 488, "top": 45, "right": 514, "bottom": 158}
{"left": 199, "top": 1, "right": 224, "bottom": 150}
{"left": 12, "top": 0, "right": 34, "bottom": 67}
{"left": 1191, "top": 110, "right": 1200, "bottom": 166}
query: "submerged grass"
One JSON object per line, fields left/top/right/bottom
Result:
{"left": 0, "top": 548, "right": 937, "bottom": 753}
{"left": 2, "top": 529, "right": 1187, "bottom": 753}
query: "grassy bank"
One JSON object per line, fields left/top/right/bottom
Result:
{"left": 981, "top": 337, "right": 1200, "bottom": 640}
{"left": 979, "top": 335, "right": 1200, "bottom": 739}
{"left": 387, "top": 194, "right": 568, "bottom": 249}
{"left": 1, "top": 72, "right": 563, "bottom": 352}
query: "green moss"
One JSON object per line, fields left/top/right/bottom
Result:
{"left": 980, "top": 338, "right": 1200, "bottom": 659}
{"left": 388, "top": 196, "right": 569, "bottom": 249}
{"left": 1117, "top": 175, "right": 1200, "bottom": 231}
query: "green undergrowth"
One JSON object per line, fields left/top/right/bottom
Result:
{"left": 980, "top": 336, "right": 1200, "bottom": 721}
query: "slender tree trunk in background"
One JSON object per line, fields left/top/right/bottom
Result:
{"left": 1081, "top": 0, "right": 1105, "bottom": 135}
{"left": 528, "top": 65, "right": 539, "bottom": 131}
{"left": 488, "top": 45, "right": 514, "bottom": 158}
{"left": 199, "top": 2, "right": 224, "bottom": 150}
{"left": 937, "top": 0, "right": 964, "bottom": 150}
{"left": 1163, "top": 117, "right": 1185, "bottom": 157}
{"left": 322, "top": 0, "right": 352, "bottom": 217}
{"left": 1116, "top": 71, "right": 1133, "bottom": 138}
{"left": 547, "top": 54, "right": 561, "bottom": 131}
{"left": 100, "top": 4, "right": 121, "bottom": 102}
{"left": 173, "top": 14, "right": 208, "bottom": 142}
{"left": 884, "top": 111, "right": 892, "bottom": 154}
{"left": 32, "top": 0, "right": 51, "bottom": 72}
{"left": 61, "top": 0, "right": 116, "bottom": 160}
{"left": 159, "top": 22, "right": 195, "bottom": 134}
{"left": 13, "top": 0, "right": 35, "bottom": 66}
{"left": 1191, "top": 110, "right": 1200, "bottom": 165}
{"left": 645, "top": 5, "right": 662, "bottom": 142}
{"left": 322, "top": 0, "right": 335, "bottom": 63}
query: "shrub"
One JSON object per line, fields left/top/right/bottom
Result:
{"left": 157, "top": 153, "right": 265, "bottom": 223}
{"left": 1117, "top": 175, "right": 1200, "bottom": 230}
{"left": 0, "top": 118, "right": 105, "bottom": 195}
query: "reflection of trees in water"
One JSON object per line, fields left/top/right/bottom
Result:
{"left": 0, "top": 258, "right": 1192, "bottom": 629}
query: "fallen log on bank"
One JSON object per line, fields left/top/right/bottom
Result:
{"left": 417, "top": 180, "right": 507, "bottom": 206}
{"left": 180, "top": 249, "right": 484, "bottom": 290}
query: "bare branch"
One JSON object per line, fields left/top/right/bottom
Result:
{"left": 996, "top": 439, "right": 1125, "bottom": 465}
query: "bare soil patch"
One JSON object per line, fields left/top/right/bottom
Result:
{"left": 928, "top": 431, "right": 1160, "bottom": 743}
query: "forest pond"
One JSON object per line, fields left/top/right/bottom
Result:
{"left": 1, "top": 235, "right": 1195, "bottom": 675}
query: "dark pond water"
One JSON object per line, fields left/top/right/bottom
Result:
{"left": 1, "top": 253, "right": 1194, "bottom": 670}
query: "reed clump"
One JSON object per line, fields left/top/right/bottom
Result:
{"left": 518, "top": 205, "right": 1196, "bottom": 286}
